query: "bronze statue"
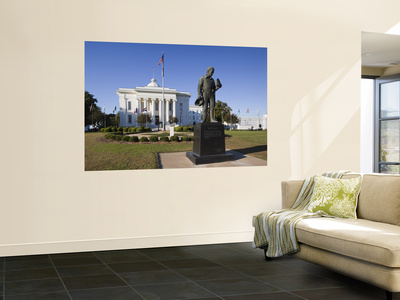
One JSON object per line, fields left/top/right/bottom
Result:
{"left": 195, "top": 67, "right": 222, "bottom": 122}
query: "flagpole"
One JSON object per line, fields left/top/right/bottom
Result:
{"left": 162, "top": 52, "right": 165, "bottom": 130}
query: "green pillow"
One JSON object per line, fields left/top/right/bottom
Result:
{"left": 307, "top": 176, "right": 362, "bottom": 219}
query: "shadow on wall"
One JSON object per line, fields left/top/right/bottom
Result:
{"left": 290, "top": 60, "right": 361, "bottom": 178}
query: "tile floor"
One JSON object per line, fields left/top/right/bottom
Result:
{"left": 0, "top": 242, "right": 398, "bottom": 300}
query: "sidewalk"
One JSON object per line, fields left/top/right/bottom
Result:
{"left": 158, "top": 149, "right": 267, "bottom": 169}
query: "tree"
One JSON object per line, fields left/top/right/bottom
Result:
{"left": 85, "top": 91, "right": 102, "bottom": 128}
{"left": 169, "top": 116, "right": 179, "bottom": 124}
{"left": 136, "top": 113, "right": 152, "bottom": 126}
{"left": 230, "top": 113, "right": 239, "bottom": 124}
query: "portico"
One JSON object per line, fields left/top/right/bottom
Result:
{"left": 117, "top": 78, "right": 191, "bottom": 129}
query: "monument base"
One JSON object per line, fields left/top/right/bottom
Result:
{"left": 186, "top": 122, "right": 234, "bottom": 165}
{"left": 186, "top": 151, "right": 234, "bottom": 165}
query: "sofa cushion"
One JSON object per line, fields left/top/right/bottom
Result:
{"left": 307, "top": 176, "right": 362, "bottom": 219}
{"left": 357, "top": 174, "right": 400, "bottom": 226}
{"left": 296, "top": 217, "right": 400, "bottom": 268}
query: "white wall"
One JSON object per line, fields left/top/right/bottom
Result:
{"left": 1, "top": 0, "right": 400, "bottom": 257}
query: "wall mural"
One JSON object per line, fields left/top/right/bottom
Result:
{"left": 84, "top": 42, "right": 267, "bottom": 170}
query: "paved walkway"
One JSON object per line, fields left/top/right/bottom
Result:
{"left": 158, "top": 149, "right": 267, "bottom": 169}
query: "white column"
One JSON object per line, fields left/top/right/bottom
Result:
{"left": 173, "top": 100, "right": 176, "bottom": 118}
{"left": 151, "top": 98, "right": 155, "bottom": 125}
{"left": 136, "top": 98, "right": 140, "bottom": 125}
{"left": 160, "top": 99, "right": 164, "bottom": 129}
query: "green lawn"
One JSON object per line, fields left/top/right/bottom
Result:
{"left": 85, "top": 132, "right": 193, "bottom": 171}
{"left": 85, "top": 130, "right": 267, "bottom": 171}
{"left": 225, "top": 130, "right": 268, "bottom": 161}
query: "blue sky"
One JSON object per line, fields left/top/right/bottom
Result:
{"left": 85, "top": 42, "right": 267, "bottom": 117}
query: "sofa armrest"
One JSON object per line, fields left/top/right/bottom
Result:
{"left": 281, "top": 180, "right": 304, "bottom": 209}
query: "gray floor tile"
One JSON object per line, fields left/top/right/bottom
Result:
{"left": 293, "top": 286, "right": 387, "bottom": 300}
{"left": 258, "top": 273, "right": 346, "bottom": 291}
{"left": 5, "top": 278, "right": 65, "bottom": 296}
{"left": 230, "top": 262, "right": 305, "bottom": 277}
{"left": 5, "top": 268, "right": 58, "bottom": 282}
{"left": 197, "top": 277, "right": 281, "bottom": 297}
{"left": 94, "top": 249, "right": 150, "bottom": 263}
{"left": 223, "top": 292, "right": 304, "bottom": 300}
{"left": 120, "top": 269, "right": 188, "bottom": 285}
{"left": 206, "top": 253, "right": 265, "bottom": 266}
{"left": 159, "top": 258, "right": 220, "bottom": 270}
{"left": 56, "top": 263, "right": 114, "bottom": 278}
{"left": 108, "top": 261, "right": 167, "bottom": 273}
{"left": 50, "top": 254, "right": 102, "bottom": 267}
{"left": 176, "top": 266, "right": 246, "bottom": 281}
{"left": 139, "top": 247, "right": 200, "bottom": 260}
{"left": 63, "top": 274, "right": 127, "bottom": 291}
{"left": 69, "top": 286, "right": 143, "bottom": 300}
{"left": 134, "top": 281, "right": 215, "bottom": 300}
{"left": 5, "top": 256, "right": 53, "bottom": 271}
{"left": 5, "top": 292, "right": 71, "bottom": 300}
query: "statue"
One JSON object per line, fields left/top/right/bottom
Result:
{"left": 195, "top": 67, "right": 222, "bottom": 122}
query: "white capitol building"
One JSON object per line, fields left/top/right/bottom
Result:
{"left": 117, "top": 78, "right": 191, "bottom": 129}
{"left": 117, "top": 78, "right": 267, "bottom": 130}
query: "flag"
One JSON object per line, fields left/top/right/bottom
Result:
{"left": 238, "top": 109, "right": 240, "bottom": 114}
{"left": 246, "top": 109, "right": 249, "bottom": 113}
{"left": 158, "top": 53, "right": 164, "bottom": 77}
{"left": 134, "top": 108, "right": 137, "bottom": 114}
{"left": 142, "top": 107, "right": 147, "bottom": 112}
{"left": 158, "top": 53, "right": 164, "bottom": 65}
{"left": 90, "top": 104, "right": 93, "bottom": 112}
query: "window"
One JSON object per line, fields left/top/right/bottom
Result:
{"left": 375, "top": 75, "right": 400, "bottom": 174}
{"left": 128, "top": 115, "right": 132, "bottom": 124}
{"left": 128, "top": 101, "right": 131, "bottom": 111}
{"left": 155, "top": 102, "right": 159, "bottom": 111}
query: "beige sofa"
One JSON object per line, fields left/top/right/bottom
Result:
{"left": 257, "top": 173, "right": 400, "bottom": 300}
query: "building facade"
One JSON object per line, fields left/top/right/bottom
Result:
{"left": 188, "top": 105, "right": 203, "bottom": 125}
{"left": 117, "top": 78, "right": 191, "bottom": 129}
{"left": 236, "top": 115, "right": 267, "bottom": 130}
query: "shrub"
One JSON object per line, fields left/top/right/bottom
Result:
{"left": 122, "top": 136, "right": 130, "bottom": 142}
{"left": 170, "top": 135, "right": 179, "bottom": 142}
{"left": 100, "top": 128, "right": 105, "bottom": 132}
{"left": 144, "top": 127, "right": 151, "bottom": 132}
{"left": 129, "top": 136, "right": 139, "bottom": 142}
{"left": 136, "top": 126, "right": 145, "bottom": 133}
{"left": 139, "top": 136, "right": 149, "bottom": 142}
{"left": 104, "top": 133, "right": 113, "bottom": 139}
{"left": 160, "top": 136, "right": 169, "bottom": 142}
{"left": 175, "top": 126, "right": 183, "bottom": 132}
{"left": 123, "top": 127, "right": 129, "bottom": 133}
{"left": 149, "top": 135, "right": 159, "bottom": 142}
{"left": 182, "top": 126, "right": 189, "bottom": 132}
{"left": 112, "top": 127, "right": 118, "bottom": 132}
{"left": 181, "top": 136, "right": 192, "bottom": 142}
{"left": 128, "top": 127, "right": 136, "bottom": 133}
{"left": 115, "top": 135, "right": 123, "bottom": 141}
{"left": 117, "top": 127, "right": 124, "bottom": 132}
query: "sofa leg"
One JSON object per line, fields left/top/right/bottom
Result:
{"left": 386, "top": 290, "right": 392, "bottom": 300}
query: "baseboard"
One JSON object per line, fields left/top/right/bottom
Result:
{"left": 0, "top": 230, "right": 254, "bottom": 257}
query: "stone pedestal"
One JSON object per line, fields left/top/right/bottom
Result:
{"left": 186, "top": 122, "right": 234, "bottom": 165}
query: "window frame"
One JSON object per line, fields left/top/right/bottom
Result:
{"left": 374, "top": 74, "right": 400, "bottom": 174}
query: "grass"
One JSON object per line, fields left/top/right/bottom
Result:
{"left": 85, "top": 132, "right": 193, "bottom": 171}
{"left": 85, "top": 130, "right": 267, "bottom": 171}
{"left": 225, "top": 130, "right": 267, "bottom": 161}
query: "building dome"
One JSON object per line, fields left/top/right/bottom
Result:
{"left": 147, "top": 78, "right": 160, "bottom": 87}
